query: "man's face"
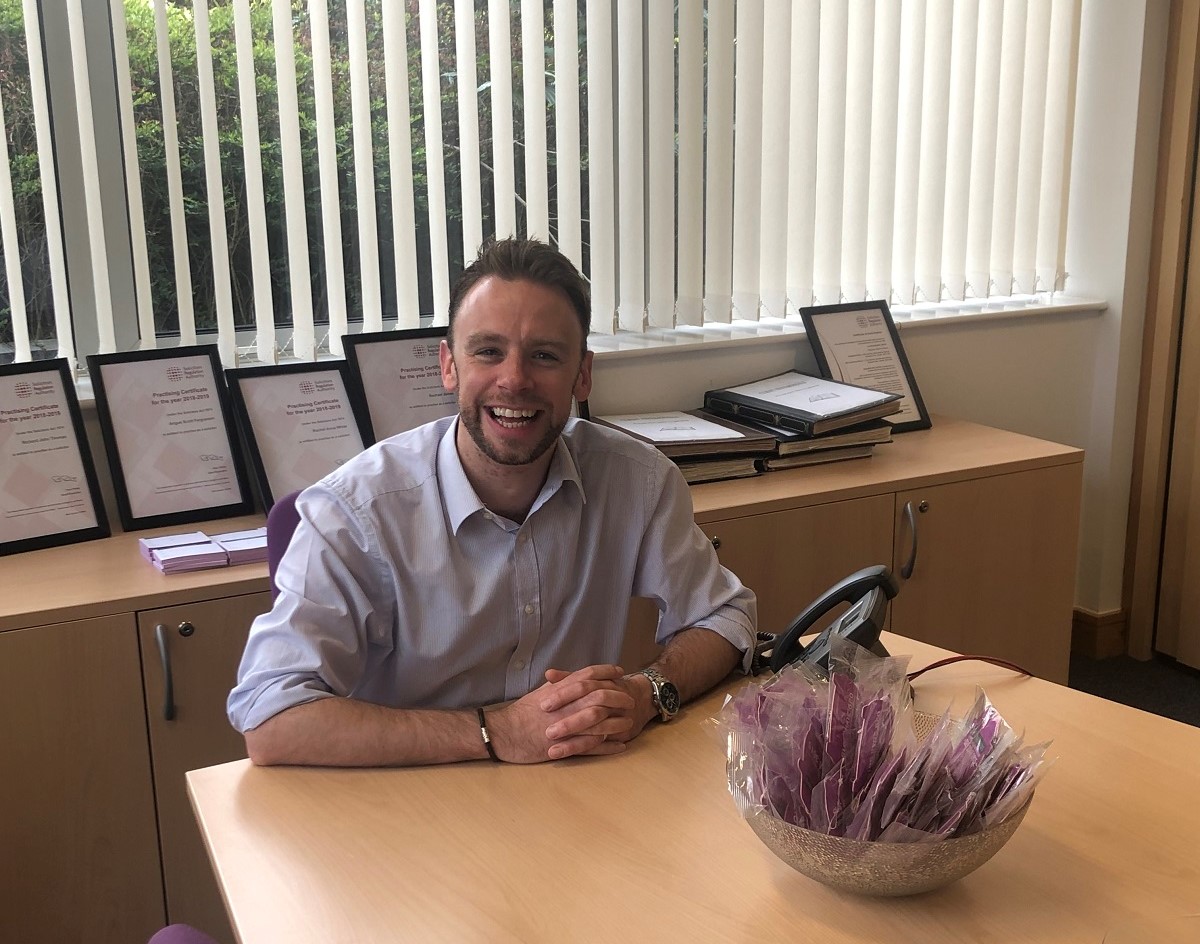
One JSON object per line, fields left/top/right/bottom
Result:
{"left": 439, "top": 276, "right": 593, "bottom": 469}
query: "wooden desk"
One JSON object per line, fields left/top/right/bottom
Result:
{"left": 187, "top": 634, "right": 1200, "bottom": 943}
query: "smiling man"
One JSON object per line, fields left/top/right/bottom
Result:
{"left": 228, "top": 238, "right": 757, "bottom": 766}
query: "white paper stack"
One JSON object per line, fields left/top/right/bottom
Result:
{"left": 211, "top": 527, "right": 269, "bottom": 565}
{"left": 150, "top": 541, "right": 229, "bottom": 574}
{"left": 138, "top": 531, "right": 211, "bottom": 563}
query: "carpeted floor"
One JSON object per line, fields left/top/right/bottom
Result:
{"left": 1068, "top": 652, "right": 1200, "bottom": 728}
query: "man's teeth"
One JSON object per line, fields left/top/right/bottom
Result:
{"left": 491, "top": 407, "right": 536, "bottom": 419}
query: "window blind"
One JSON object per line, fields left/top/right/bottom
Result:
{"left": 0, "top": 0, "right": 1081, "bottom": 368}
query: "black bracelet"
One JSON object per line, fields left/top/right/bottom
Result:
{"left": 476, "top": 706, "right": 500, "bottom": 762}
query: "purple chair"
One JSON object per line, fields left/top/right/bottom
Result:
{"left": 266, "top": 489, "right": 303, "bottom": 600}
{"left": 147, "top": 925, "right": 220, "bottom": 944}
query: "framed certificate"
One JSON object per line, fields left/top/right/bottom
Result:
{"left": 800, "top": 300, "right": 932, "bottom": 433}
{"left": 0, "top": 359, "right": 110, "bottom": 555}
{"left": 226, "top": 362, "right": 372, "bottom": 509}
{"left": 343, "top": 328, "right": 458, "bottom": 443}
{"left": 88, "top": 346, "right": 253, "bottom": 530}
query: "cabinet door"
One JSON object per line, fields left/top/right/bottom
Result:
{"left": 0, "top": 615, "right": 164, "bottom": 944}
{"left": 137, "top": 591, "right": 271, "bottom": 944}
{"left": 622, "top": 495, "right": 895, "bottom": 670}
{"left": 891, "top": 465, "right": 1080, "bottom": 683}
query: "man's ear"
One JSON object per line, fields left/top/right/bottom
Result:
{"left": 439, "top": 339, "right": 458, "bottom": 392}
{"left": 573, "top": 350, "right": 594, "bottom": 403}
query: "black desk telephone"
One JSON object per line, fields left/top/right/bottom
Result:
{"left": 754, "top": 564, "right": 900, "bottom": 675}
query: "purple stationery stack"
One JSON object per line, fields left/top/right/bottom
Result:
{"left": 211, "top": 527, "right": 269, "bottom": 565}
{"left": 139, "top": 533, "right": 229, "bottom": 573}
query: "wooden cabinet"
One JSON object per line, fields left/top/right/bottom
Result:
{"left": 0, "top": 615, "right": 164, "bottom": 944}
{"left": 0, "top": 522, "right": 271, "bottom": 944}
{"left": 679, "top": 418, "right": 1083, "bottom": 684}
{"left": 890, "top": 465, "right": 1081, "bottom": 682}
{"left": 139, "top": 592, "right": 270, "bottom": 944}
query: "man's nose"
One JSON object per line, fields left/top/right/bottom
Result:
{"left": 497, "top": 354, "right": 532, "bottom": 389}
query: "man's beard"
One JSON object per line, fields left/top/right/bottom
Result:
{"left": 458, "top": 398, "right": 565, "bottom": 467}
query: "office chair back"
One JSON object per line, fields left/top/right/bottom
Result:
{"left": 266, "top": 489, "right": 302, "bottom": 600}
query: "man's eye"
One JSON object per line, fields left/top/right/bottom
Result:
{"left": 533, "top": 351, "right": 560, "bottom": 362}
{"left": 473, "top": 348, "right": 501, "bottom": 358}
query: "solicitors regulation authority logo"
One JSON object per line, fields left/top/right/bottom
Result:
{"left": 14, "top": 382, "right": 32, "bottom": 398}
{"left": 166, "top": 366, "right": 184, "bottom": 382}
{"left": 299, "top": 381, "right": 316, "bottom": 395}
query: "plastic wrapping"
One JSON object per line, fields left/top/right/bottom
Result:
{"left": 715, "top": 637, "right": 1052, "bottom": 843}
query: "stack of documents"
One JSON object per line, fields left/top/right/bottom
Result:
{"left": 594, "top": 411, "right": 775, "bottom": 484}
{"left": 703, "top": 372, "right": 901, "bottom": 437}
{"left": 138, "top": 526, "right": 267, "bottom": 574}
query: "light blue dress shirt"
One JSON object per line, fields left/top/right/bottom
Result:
{"left": 227, "top": 416, "right": 757, "bottom": 733}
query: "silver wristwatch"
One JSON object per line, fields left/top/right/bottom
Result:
{"left": 640, "top": 667, "right": 681, "bottom": 722}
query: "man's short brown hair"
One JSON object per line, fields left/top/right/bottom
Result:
{"left": 448, "top": 238, "right": 591, "bottom": 353}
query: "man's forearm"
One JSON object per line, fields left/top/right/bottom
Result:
{"left": 244, "top": 697, "right": 489, "bottom": 767}
{"left": 653, "top": 626, "right": 742, "bottom": 703}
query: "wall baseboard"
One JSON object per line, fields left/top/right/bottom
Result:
{"left": 1072, "top": 608, "right": 1127, "bottom": 659}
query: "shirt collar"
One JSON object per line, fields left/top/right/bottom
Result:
{"left": 438, "top": 418, "right": 586, "bottom": 534}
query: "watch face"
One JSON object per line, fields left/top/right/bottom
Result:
{"left": 659, "top": 681, "right": 681, "bottom": 716}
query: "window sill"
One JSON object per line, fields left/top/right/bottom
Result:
{"left": 587, "top": 294, "right": 1107, "bottom": 361}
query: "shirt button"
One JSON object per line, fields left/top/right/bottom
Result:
{"left": 514, "top": 659, "right": 527, "bottom": 670}
{"left": 484, "top": 512, "right": 494, "bottom": 521}
{"left": 524, "top": 604, "right": 534, "bottom": 615}
{"left": 518, "top": 533, "right": 528, "bottom": 544}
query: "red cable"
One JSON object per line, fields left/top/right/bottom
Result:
{"left": 906, "top": 654, "right": 1033, "bottom": 682}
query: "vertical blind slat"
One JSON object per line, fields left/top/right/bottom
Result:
{"left": 786, "top": 0, "right": 820, "bottom": 312}
{"left": 152, "top": 0, "right": 197, "bottom": 346}
{"left": 914, "top": 0, "right": 953, "bottom": 304}
{"left": 455, "top": 0, "right": 485, "bottom": 260}
{"left": 193, "top": 0, "right": 238, "bottom": 367}
{"left": 1013, "top": 0, "right": 1052, "bottom": 296}
{"left": 890, "top": 0, "right": 926, "bottom": 307}
{"left": 521, "top": 0, "right": 550, "bottom": 241}
{"left": 418, "top": 0, "right": 451, "bottom": 322}
{"left": 488, "top": 0, "right": 517, "bottom": 238}
{"left": 965, "top": 0, "right": 1004, "bottom": 297}
{"left": 271, "top": 0, "right": 316, "bottom": 359}
{"left": 813, "top": 0, "right": 848, "bottom": 305}
{"left": 840, "top": 0, "right": 874, "bottom": 304}
{"left": 551, "top": 0, "right": 583, "bottom": 270}
{"left": 309, "top": 0, "right": 348, "bottom": 347}
{"left": 731, "top": 0, "right": 764, "bottom": 321}
{"left": 347, "top": 0, "right": 382, "bottom": 338}
{"left": 615, "top": 0, "right": 644, "bottom": 332}
{"left": 703, "top": 0, "right": 734, "bottom": 323}
{"left": 109, "top": 0, "right": 156, "bottom": 350}
{"left": 990, "top": 0, "right": 1028, "bottom": 296}
{"left": 758, "top": 0, "right": 792, "bottom": 319}
{"left": 585, "top": 0, "right": 616, "bottom": 333}
{"left": 65, "top": 0, "right": 116, "bottom": 354}
{"left": 382, "top": 2, "right": 422, "bottom": 327}
{"left": 941, "top": 0, "right": 979, "bottom": 301}
{"left": 865, "top": 0, "right": 902, "bottom": 302}
{"left": 675, "top": 0, "right": 704, "bottom": 326}
{"left": 1037, "top": 0, "right": 1081, "bottom": 293}
{"left": 646, "top": 0, "right": 674, "bottom": 329}
{"left": 232, "top": 0, "right": 277, "bottom": 364}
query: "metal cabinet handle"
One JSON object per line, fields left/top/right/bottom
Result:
{"left": 710, "top": 535, "right": 721, "bottom": 550}
{"left": 900, "top": 500, "right": 929, "bottom": 579}
{"left": 155, "top": 623, "right": 175, "bottom": 721}
{"left": 155, "top": 621, "right": 195, "bottom": 722}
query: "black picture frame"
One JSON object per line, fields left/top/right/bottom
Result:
{"left": 0, "top": 358, "right": 110, "bottom": 555}
{"left": 343, "top": 327, "right": 457, "bottom": 443}
{"left": 800, "top": 300, "right": 932, "bottom": 433}
{"left": 343, "top": 327, "right": 591, "bottom": 443}
{"left": 226, "top": 361, "right": 372, "bottom": 509}
{"left": 87, "top": 345, "right": 254, "bottom": 531}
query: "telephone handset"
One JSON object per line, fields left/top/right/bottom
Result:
{"left": 758, "top": 564, "right": 900, "bottom": 674}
